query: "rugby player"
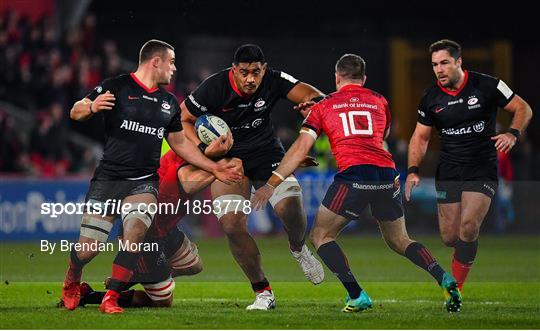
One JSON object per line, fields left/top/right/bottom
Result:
{"left": 180, "top": 44, "right": 325, "bottom": 310}
{"left": 253, "top": 54, "right": 462, "bottom": 313}
{"left": 405, "top": 40, "right": 533, "bottom": 291}
{"left": 62, "top": 40, "right": 241, "bottom": 314}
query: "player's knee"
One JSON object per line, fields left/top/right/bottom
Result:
{"left": 219, "top": 213, "right": 247, "bottom": 235}
{"left": 121, "top": 222, "right": 147, "bottom": 247}
{"left": 186, "top": 260, "right": 203, "bottom": 275}
{"left": 76, "top": 248, "right": 99, "bottom": 262}
{"left": 460, "top": 220, "right": 480, "bottom": 242}
{"left": 274, "top": 197, "right": 304, "bottom": 222}
{"left": 152, "top": 296, "right": 173, "bottom": 308}
{"left": 441, "top": 233, "right": 459, "bottom": 247}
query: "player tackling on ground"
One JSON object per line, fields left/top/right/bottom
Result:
{"left": 405, "top": 40, "right": 532, "bottom": 292}
{"left": 64, "top": 151, "right": 243, "bottom": 308}
{"left": 253, "top": 54, "right": 462, "bottom": 313}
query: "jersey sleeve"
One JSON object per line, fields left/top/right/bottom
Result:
{"left": 270, "top": 69, "right": 300, "bottom": 98}
{"left": 493, "top": 79, "right": 515, "bottom": 108}
{"left": 85, "top": 78, "right": 115, "bottom": 101}
{"left": 166, "top": 98, "right": 182, "bottom": 134}
{"left": 382, "top": 96, "right": 391, "bottom": 130}
{"left": 479, "top": 74, "right": 515, "bottom": 109}
{"left": 183, "top": 78, "right": 217, "bottom": 117}
{"left": 416, "top": 92, "right": 434, "bottom": 126}
{"left": 301, "top": 103, "right": 323, "bottom": 139}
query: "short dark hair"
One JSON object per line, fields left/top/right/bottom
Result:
{"left": 139, "top": 39, "right": 174, "bottom": 64}
{"left": 335, "top": 54, "right": 366, "bottom": 80}
{"left": 429, "top": 39, "right": 462, "bottom": 59}
{"left": 233, "top": 44, "right": 265, "bottom": 64}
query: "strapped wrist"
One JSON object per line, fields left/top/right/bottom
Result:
{"left": 508, "top": 128, "right": 520, "bottom": 140}
{"left": 271, "top": 171, "right": 285, "bottom": 181}
{"left": 310, "top": 95, "right": 325, "bottom": 103}
{"left": 407, "top": 166, "right": 419, "bottom": 175}
{"left": 197, "top": 143, "right": 207, "bottom": 154}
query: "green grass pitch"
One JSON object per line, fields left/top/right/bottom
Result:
{"left": 1, "top": 235, "right": 539, "bottom": 329}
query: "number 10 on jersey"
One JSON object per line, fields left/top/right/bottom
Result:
{"left": 338, "top": 111, "right": 373, "bottom": 136}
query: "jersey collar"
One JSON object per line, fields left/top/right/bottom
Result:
{"left": 338, "top": 84, "right": 364, "bottom": 92}
{"left": 228, "top": 69, "right": 252, "bottom": 100}
{"left": 130, "top": 73, "right": 159, "bottom": 93}
{"left": 437, "top": 70, "right": 468, "bottom": 97}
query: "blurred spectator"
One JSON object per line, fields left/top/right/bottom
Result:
{"left": 28, "top": 103, "right": 69, "bottom": 177}
{"left": 0, "top": 110, "right": 26, "bottom": 172}
{"left": 0, "top": 10, "right": 131, "bottom": 176}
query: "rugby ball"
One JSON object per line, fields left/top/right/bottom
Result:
{"left": 195, "top": 115, "right": 230, "bottom": 145}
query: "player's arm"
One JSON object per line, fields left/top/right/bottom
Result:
{"left": 251, "top": 129, "right": 315, "bottom": 210}
{"left": 180, "top": 101, "right": 203, "bottom": 145}
{"left": 179, "top": 158, "right": 243, "bottom": 195}
{"left": 405, "top": 122, "right": 432, "bottom": 201}
{"left": 286, "top": 83, "right": 325, "bottom": 118}
{"left": 491, "top": 95, "right": 533, "bottom": 153}
{"left": 70, "top": 90, "right": 116, "bottom": 121}
{"left": 166, "top": 131, "right": 241, "bottom": 184}
{"left": 384, "top": 126, "right": 391, "bottom": 140}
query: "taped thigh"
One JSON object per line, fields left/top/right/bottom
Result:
{"left": 213, "top": 194, "right": 247, "bottom": 220}
{"left": 80, "top": 215, "right": 113, "bottom": 242}
{"left": 268, "top": 175, "right": 302, "bottom": 207}
{"left": 143, "top": 277, "right": 175, "bottom": 301}
{"left": 168, "top": 236, "right": 200, "bottom": 271}
{"left": 121, "top": 203, "right": 156, "bottom": 228}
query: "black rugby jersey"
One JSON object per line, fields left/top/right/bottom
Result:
{"left": 417, "top": 70, "right": 515, "bottom": 166}
{"left": 184, "top": 68, "right": 299, "bottom": 158}
{"left": 86, "top": 73, "right": 182, "bottom": 179}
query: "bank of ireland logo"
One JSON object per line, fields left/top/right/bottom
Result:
{"left": 350, "top": 97, "right": 359, "bottom": 102}
{"left": 473, "top": 121, "right": 485, "bottom": 133}
{"left": 157, "top": 127, "right": 165, "bottom": 139}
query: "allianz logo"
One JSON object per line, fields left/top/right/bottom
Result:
{"left": 441, "top": 121, "right": 485, "bottom": 136}
{"left": 120, "top": 120, "right": 164, "bottom": 139}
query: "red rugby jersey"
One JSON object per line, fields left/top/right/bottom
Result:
{"left": 302, "top": 84, "right": 395, "bottom": 172}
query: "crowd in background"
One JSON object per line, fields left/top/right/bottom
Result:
{"left": 0, "top": 9, "right": 371, "bottom": 177}
{"left": 0, "top": 10, "right": 194, "bottom": 176}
